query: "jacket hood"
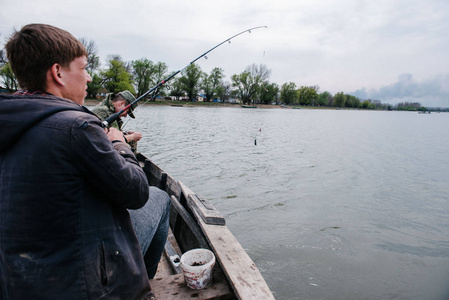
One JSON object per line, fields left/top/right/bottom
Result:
{"left": 0, "top": 94, "right": 93, "bottom": 152}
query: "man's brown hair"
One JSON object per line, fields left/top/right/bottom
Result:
{"left": 5, "top": 24, "right": 87, "bottom": 90}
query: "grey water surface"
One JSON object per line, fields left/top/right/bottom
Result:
{"left": 120, "top": 106, "right": 449, "bottom": 300}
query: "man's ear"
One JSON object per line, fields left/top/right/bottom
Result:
{"left": 49, "top": 63, "right": 64, "bottom": 86}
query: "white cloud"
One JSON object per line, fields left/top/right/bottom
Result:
{"left": 351, "top": 73, "right": 449, "bottom": 107}
{"left": 1, "top": 0, "right": 448, "bottom": 106}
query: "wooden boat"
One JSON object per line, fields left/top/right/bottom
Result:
{"left": 137, "top": 154, "right": 275, "bottom": 300}
{"left": 241, "top": 105, "right": 257, "bottom": 108}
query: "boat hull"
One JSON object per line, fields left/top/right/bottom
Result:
{"left": 137, "top": 154, "right": 274, "bottom": 300}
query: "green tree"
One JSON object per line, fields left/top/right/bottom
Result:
{"left": 353, "top": 96, "right": 361, "bottom": 108}
{"left": 132, "top": 58, "right": 153, "bottom": 97}
{"left": 280, "top": 82, "right": 298, "bottom": 104}
{"left": 298, "top": 86, "right": 318, "bottom": 106}
{"left": 231, "top": 64, "right": 271, "bottom": 105}
{"left": 169, "top": 77, "right": 185, "bottom": 99}
{"left": 1, "top": 36, "right": 19, "bottom": 91}
{"left": 132, "top": 59, "right": 169, "bottom": 99}
{"left": 217, "top": 81, "right": 231, "bottom": 101}
{"left": 0, "top": 34, "right": 7, "bottom": 66}
{"left": 178, "top": 63, "right": 203, "bottom": 101}
{"left": 260, "top": 82, "right": 279, "bottom": 104}
{"left": 231, "top": 71, "right": 251, "bottom": 104}
{"left": 318, "top": 91, "right": 331, "bottom": 106}
{"left": 361, "top": 100, "right": 370, "bottom": 109}
{"left": 334, "top": 92, "right": 346, "bottom": 107}
{"left": 213, "top": 68, "right": 225, "bottom": 98}
{"left": 345, "top": 94, "right": 360, "bottom": 108}
{"left": 102, "top": 55, "right": 134, "bottom": 93}
{"left": 201, "top": 67, "right": 224, "bottom": 101}
{"left": 152, "top": 62, "right": 169, "bottom": 96}
{"left": 0, "top": 63, "right": 19, "bottom": 92}
{"left": 86, "top": 73, "right": 103, "bottom": 99}
{"left": 201, "top": 75, "right": 213, "bottom": 101}
{"left": 396, "top": 102, "right": 422, "bottom": 111}
{"left": 372, "top": 100, "right": 383, "bottom": 110}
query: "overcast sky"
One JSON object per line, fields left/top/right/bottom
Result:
{"left": 1, "top": 0, "right": 449, "bottom": 107}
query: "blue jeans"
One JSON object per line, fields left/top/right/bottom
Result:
{"left": 129, "top": 186, "right": 171, "bottom": 279}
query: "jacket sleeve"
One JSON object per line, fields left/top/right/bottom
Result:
{"left": 70, "top": 112, "right": 149, "bottom": 209}
{"left": 91, "top": 106, "right": 121, "bottom": 130}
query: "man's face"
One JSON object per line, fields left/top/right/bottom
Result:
{"left": 60, "top": 56, "right": 92, "bottom": 105}
{"left": 114, "top": 97, "right": 130, "bottom": 118}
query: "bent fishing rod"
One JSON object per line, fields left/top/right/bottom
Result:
{"left": 102, "top": 26, "right": 268, "bottom": 128}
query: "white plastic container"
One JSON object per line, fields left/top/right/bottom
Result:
{"left": 180, "top": 248, "right": 216, "bottom": 289}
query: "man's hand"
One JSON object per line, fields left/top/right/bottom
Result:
{"left": 106, "top": 127, "right": 126, "bottom": 143}
{"left": 124, "top": 130, "right": 143, "bottom": 142}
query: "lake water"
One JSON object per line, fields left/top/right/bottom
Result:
{"left": 118, "top": 106, "right": 449, "bottom": 299}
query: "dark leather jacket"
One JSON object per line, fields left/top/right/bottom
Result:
{"left": 0, "top": 93, "right": 152, "bottom": 299}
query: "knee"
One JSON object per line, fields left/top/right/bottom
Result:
{"left": 149, "top": 186, "right": 171, "bottom": 213}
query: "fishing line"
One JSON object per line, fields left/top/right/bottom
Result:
{"left": 103, "top": 26, "right": 268, "bottom": 128}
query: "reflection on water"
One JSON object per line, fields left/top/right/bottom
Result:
{"left": 118, "top": 106, "right": 449, "bottom": 299}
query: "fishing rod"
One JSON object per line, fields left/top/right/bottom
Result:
{"left": 102, "top": 25, "right": 268, "bottom": 128}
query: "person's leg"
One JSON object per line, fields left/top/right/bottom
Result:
{"left": 129, "top": 186, "right": 171, "bottom": 279}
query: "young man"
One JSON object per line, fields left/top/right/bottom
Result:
{"left": 92, "top": 90, "right": 143, "bottom": 152}
{"left": 0, "top": 24, "right": 169, "bottom": 300}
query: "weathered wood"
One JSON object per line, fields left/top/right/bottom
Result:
{"left": 165, "top": 174, "right": 181, "bottom": 199}
{"left": 150, "top": 268, "right": 235, "bottom": 300}
{"left": 187, "top": 193, "right": 226, "bottom": 226}
{"left": 170, "top": 195, "right": 209, "bottom": 250}
{"left": 198, "top": 223, "right": 275, "bottom": 300}
{"left": 164, "top": 239, "right": 182, "bottom": 274}
{"left": 167, "top": 226, "right": 182, "bottom": 256}
{"left": 157, "top": 228, "right": 181, "bottom": 277}
{"left": 179, "top": 183, "right": 275, "bottom": 300}
{"left": 140, "top": 155, "right": 166, "bottom": 189}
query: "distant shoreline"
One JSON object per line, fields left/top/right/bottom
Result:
{"left": 84, "top": 99, "right": 332, "bottom": 110}
{"left": 84, "top": 99, "right": 287, "bottom": 109}
{"left": 83, "top": 99, "right": 448, "bottom": 112}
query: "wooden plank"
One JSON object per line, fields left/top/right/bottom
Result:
{"left": 167, "top": 227, "right": 182, "bottom": 257}
{"left": 190, "top": 194, "right": 226, "bottom": 225}
{"left": 150, "top": 268, "right": 234, "bottom": 300}
{"left": 165, "top": 174, "right": 181, "bottom": 199}
{"left": 178, "top": 182, "right": 225, "bottom": 226}
{"left": 141, "top": 157, "right": 165, "bottom": 188}
{"left": 179, "top": 184, "right": 274, "bottom": 300}
{"left": 170, "top": 195, "right": 210, "bottom": 250}
{"left": 164, "top": 239, "right": 182, "bottom": 274}
{"left": 200, "top": 224, "right": 274, "bottom": 300}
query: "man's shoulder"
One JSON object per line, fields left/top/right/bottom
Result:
{"left": 0, "top": 93, "right": 87, "bottom": 114}
{"left": 92, "top": 98, "right": 114, "bottom": 111}
{"left": 91, "top": 103, "right": 113, "bottom": 120}
{"left": 91, "top": 103, "right": 108, "bottom": 113}
{"left": 42, "top": 108, "right": 102, "bottom": 134}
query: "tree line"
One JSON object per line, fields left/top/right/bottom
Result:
{"left": 0, "top": 36, "right": 429, "bottom": 111}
